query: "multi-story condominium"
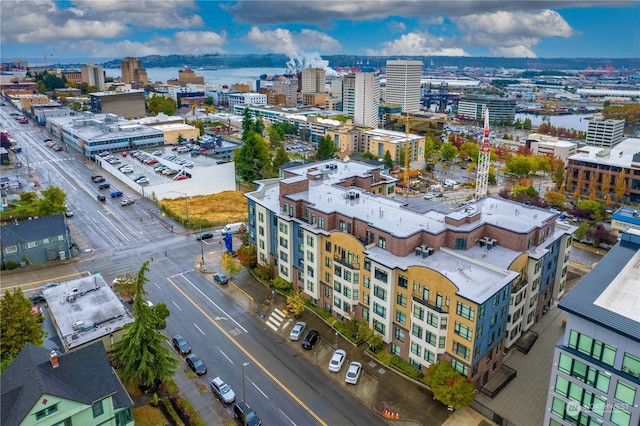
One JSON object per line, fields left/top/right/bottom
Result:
{"left": 342, "top": 74, "right": 356, "bottom": 117}
{"left": 120, "top": 57, "right": 148, "bottom": 84}
{"left": 354, "top": 71, "right": 381, "bottom": 128}
{"left": 80, "top": 63, "right": 105, "bottom": 91}
{"left": 271, "top": 80, "right": 297, "bottom": 106}
{"left": 566, "top": 138, "right": 640, "bottom": 203}
{"left": 585, "top": 114, "right": 625, "bottom": 148}
{"left": 47, "top": 113, "right": 163, "bottom": 158}
{"left": 385, "top": 60, "right": 422, "bottom": 113}
{"left": 543, "top": 229, "right": 640, "bottom": 426}
{"left": 245, "top": 160, "right": 574, "bottom": 389}
{"left": 178, "top": 68, "right": 205, "bottom": 86}
{"left": 89, "top": 90, "right": 145, "bottom": 118}
{"left": 228, "top": 93, "right": 267, "bottom": 110}
{"left": 301, "top": 68, "right": 326, "bottom": 94}
{"left": 457, "top": 95, "right": 516, "bottom": 125}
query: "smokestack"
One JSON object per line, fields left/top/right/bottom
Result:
{"left": 49, "top": 350, "right": 59, "bottom": 368}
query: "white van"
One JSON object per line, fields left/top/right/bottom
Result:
{"left": 222, "top": 222, "right": 245, "bottom": 234}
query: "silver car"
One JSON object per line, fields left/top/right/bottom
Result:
{"left": 289, "top": 321, "right": 306, "bottom": 341}
{"left": 328, "top": 349, "right": 347, "bottom": 372}
{"left": 345, "top": 361, "right": 362, "bottom": 385}
{"left": 210, "top": 376, "right": 236, "bottom": 404}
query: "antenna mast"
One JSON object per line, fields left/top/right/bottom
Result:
{"left": 475, "top": 107, "right": 491, "bottom": 199}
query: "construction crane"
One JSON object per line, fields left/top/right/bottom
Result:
{"left": 475, "top": 107, "right": 491, "bottom": 200}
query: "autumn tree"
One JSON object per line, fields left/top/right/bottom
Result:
{"left": 600, "top": 173, "right": 612, "bottom": 204}
{"left": 544, "top": 191, "right": 568, "bottom": 209}
{"left": 267, "top": 124, "right": 283, "bottom": 149}
{"left": 221, "top": 252, "right": 243, "bottom": 278}
{"left": 505, "top": 155, "right": 533, "bottom": 178}
{"left": 111, "top": 261, "right": 177, "bottom": 388}
{"left": 1, "top": 288, "right": 46, "bottom": 371}
{"left": 236, "top": 244, "right": 257, "bottom": 269}
{"left": 588, "top": 172, "right": 598, "bottom": 201}
{"left": 424, "top": 361, "right": 475, "bottom": 409}
{"left": 37, "top": 186, "right": 67, "bottom": 216}
{"left": 574, "top": 169, "right": 585, "bottom": 199}
{"left": 615, "top": 169, "right": 627, "bottom": 201}
{"left": 440, "top": 142, "right": 458, "bottom": 162}
{"left": 286, "top": 290, "right": 306, "bottom": 317}
{"left": 553, "top": 161, "right": 565, "bottom": 190}
{"left": 459, "top": 141, "right": 479, "bottom": 162}
{"left": 424, "top": 136, "right": 437, "bottom": 162}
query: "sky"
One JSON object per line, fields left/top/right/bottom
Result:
{"left": 1, "top": 1, "right": 639, "bottom": 66}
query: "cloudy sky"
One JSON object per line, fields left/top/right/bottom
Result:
{"left": 1, "top": 0, "right": 638, "bottom": 64}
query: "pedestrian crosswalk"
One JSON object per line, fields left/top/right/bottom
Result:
{"left": 266, "top": 308, "right": 286, "bottom": 332}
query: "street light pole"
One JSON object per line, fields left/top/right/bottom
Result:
{"left": 242, "top": 362, "right": 249, "bottom": 426}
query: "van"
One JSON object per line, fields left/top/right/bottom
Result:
{"left": 222, "top": 222, "right": 245, "bottom": 234}
{"left": 444, "top": 179, "right": 457, "bottom": 187}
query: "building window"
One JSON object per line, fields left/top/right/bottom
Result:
{"left": 558, "top": 353, "right": 611, "bottom": 393}
{"left": 569, "top": 330, "right": 617, "bottom": 366}
{"left": 398, "top": 275, "right": 408, "bottom": 289}
{"left": 391, "top": 343, "right": 401, "bottom": 356}
{"left": 396, "top": 293, "right": 407, "bottom": 307}
{"left": 306, "top": 235, "right": 314, "bottom": 247}
{"left": 424, "top": 349, "right": 435, "bottom": 364}
{"left": 478, "top": 304, "right": 485, "bottom": 319}
{"left": 455, "top": 302, "right": 475, "bottom": 320}
{"left": 411, "top": 342, "right": 422, "bottom": 357}
{"left": 476, "top": 325, "right": 483, "bottom": 339}
{"left": 454, "top": 322, "right": 473, "bottom": 341}
{"left": 324, "top": 286, "right": 331, "bottom": 298}
{"left": 363, "top": 292, "right": 370, "bottom": 305}
{"left": 413, "top": 305, "right": 424, "bottom": 320}
{"left": 453, "top": 341, "right": 470, "bottom": 360}
{"left": 353, "top": 272, "right": 360, "bottom": 284}
{"left": 364, "top": 259, "right": 371, "bottom": 271}
{"left": 318, "top": 217, "right": 324, "bottom": 229}
{"left": 334, "top": 296, "right": 341, "bottom": 308}
{"left": 622, "top": 352, "right": 640, "bottom": 377}
{"left": 490, "top": 313, "right": 497, "bottom": 327}
{"left": 614, "top": 381, "right": 636, "bottom": 406}
{"left": 258, "top": 212, "right": 264, "bottom": 222}
{"left": 611, "top": 407, "right": 632, "bottom": 426}
{"left": 394, "top": 327, "right": 405, "bottom": 342}
{"left": 325, "top": 271, "right": 331, "bottom": 283}
{"left": 325, "top": 241, "right": 332, "bottom": 252}
{"left": 306, "top": 251, "right": 314, "bottom": 262}
{"left": 5, "top": 245, "right": 17, "bottom": 253}
{"left": 344, "top": 287, "right": 351, "bottom": 299}
{"left": 363, "top": 276, "right": 370, "bottom": 288}
{"left": 279, "top": 222, "right": 288, "bottom": 234}
{"left": 451, "top": 358, "right": 468, "bottom": 376}
{"left": 373, "top": 285, "right": 387, "bottom": 301}
{"left": 425, "top": 331, "right": 436, "bottom": 346}
{"left": 396, "top": 310, "right": 406, "bottom": 325}
{"left": 344, "top": 270, "right": 352, "bottom": 282}
{"left": 374, "top": 268, "right": 388, "bottom": 283}
{"left": 378, "top": 237, "right": 386, "bottom": 249}
{"left": 492, "top": 294, "right": 500, "bottom": 308}
{"left": 26, "top": 241, "right": 37, "bottom": 249}
{"left": 373, "top": 302, "right": 386, "bottom": 318}
{"left": 454, "top": 238, "right": 467, "bottom": 250}
{"left": 35, "top": 404, "right": 58, "bottom": 420}
{"left": 427, "top": 312, "right": 438, "bottom": 328}
{"left": 92, "top": 400, "right": 104, "bottom": 418}
{"left": 412, "top": 324, "right": 423, "bottom": 339}
{"left": 373, "top": 320, "right": 385, "bottom": 334}
{"left": 279, "top": 251, "right": 288, "bottom": 262}
{"left": 307, "top": 266, "right": 314, "bottom": 277}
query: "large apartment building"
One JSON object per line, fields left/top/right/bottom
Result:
{"left": 543, "top": 229, "right": 640, "bottom": 426}
{"left": 80, "top": 63, "right": 105, "bottom": 91}
{"left": 120, "top": 57, "right": 148, "bottom": 84}
{"left": 301, "top": 68, "right": 326, "bottom": 95}
{"left": 565, "top": 138, "right": 640, "bottom": 203}
{"left": 384, "top": 60, "right": 422, "bottom": 113}
{"left": 89, "top": 90, "right": 146, "bottom": 119}
{"left": 245, "top": 160, "right": 574, "bottom": 389}
{"left": 457, "top": 94, "right": 516, "bottom": 125}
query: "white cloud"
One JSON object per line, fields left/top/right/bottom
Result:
{"left": 174, "top": 31, "right": 227, "bottom": 55}
{"left": 387, "top": 21, "right": 407, "bottom": 32}
{"left": 366, "top": 32, "right": 468, "bottom": 56}
{"left": 245, "top": 27, "right": 341, "bottom": 60}
{"left": 491, "top": 46, "right": 538, "bottom": 58}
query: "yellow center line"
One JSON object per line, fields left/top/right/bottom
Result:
{"left": 167, "top": 277, "right": 327, "bottom": 426}
{"left": 2, "top": 271, "right": 91, "bottom": 291}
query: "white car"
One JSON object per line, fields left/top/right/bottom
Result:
{"left": 210, "top": 377, "right": 236, "bottom": 404}
{"left": 289, "top": 321, "right": 306, "bottom": 341}
{"left": 345, "top": 361, "right": 362, "bottom": 384}
{"left": 328, "top": 349, "right": 347, "bottom": 372}
{"left": 423, "top": 193, "right": 435, "bottom": 200}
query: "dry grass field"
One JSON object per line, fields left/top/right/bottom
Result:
{"left": 160, "top": 190, "right": 248, "bottom": 226}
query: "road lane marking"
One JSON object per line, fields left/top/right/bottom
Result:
{"left": 171, "top": 301, "right": 182, "bottom": 311}
{"left": 250, "top": 379, "right": 268, "bottom": 399}
{"left": 167, "top": 277, "right": 327, "bottom": 426}
{"left": 178, "top": 274, "right": 247, "bottom": 333}
{"left": 2, "top": 271, "right": 90, "bottom": 291}
{"left": 218, "top": 349, "right": 233, "bottom": 364}
{"left": 279, "top": 409, "right": 298, "bottom": 426}
{"left": 96, "top": 210, "right": 131, "bottom": 241}
{"left": 194, "top": 323, "right": 206, "bottom": 335}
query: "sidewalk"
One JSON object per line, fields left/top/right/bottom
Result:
{"left": 199, "top": 249, "right": 495, "bottom": 426}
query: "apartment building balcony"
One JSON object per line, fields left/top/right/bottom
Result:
{"left": 333, "top": 254, "right": 360, "bottom": 270}
{"left": 412, "top": 294, "right": 449, "bottom": 314}
{"left": 511, "top": 279, "right": 528, "bottom": 294}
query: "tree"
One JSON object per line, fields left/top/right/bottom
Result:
{"left": 221, "top": 252, "right": 243, "bottom": 277}
{"left": 614, "top": 169, "right": 627, "bottom": 201}
{"left": 234, "top": 132, "right": 272, "bottom": 182}
{"left": 574, "top": 221, "right": 590, "bottom": 241}
{"left": 272, "top": 146, "right": 289, "bottom": 170}
{"left": 553, "top": 161, "right": 565, "bottom": 190}
{"left": 424, "top": 136, "right": 436, "bottom": 162}
{"left": 440, "top": 142, "right": 457, "bottom": 162}
{"left": 588, "top": 172, "right": 598, "bottom": 201}
{"left": 146, "top": 94, "right": 176, "bottom": 116}
{"left": 1, "top": 288, "right": 46, "bottom": 364}
{"left": 587, "top": 224, "right": 618, "bottom": 247}
{"left": 112, "top": 271, "right": 137, "bottom": 300}
{"left": 286, "top": 290, "right": 306, "bottom": 317}
{"left": 111, "top": 261, "right": 177, "bottom": 387}
{"left": 237, "top": 244, "right": 257, "bottom": 269}
{"left": 241, "top": 108, "right": 254, "bottom": 142}
{"left": 575, "top": 199, "right": 605, "bottom": 222}
{"left": 459, "top": 141, "right": 479, "bottom": 162}
{"left": 544, "top": 191, "right": 567, "bottom": 209}
{"left": 505, "top": 155, "right": 533, "bottom": 178}
{"left": 316, "top": 134, "right": 339, "bottom": 160}
{"left": 600, "top": 173, "right": 612, "bottom": 202}
{"left": 424, "top": 361, "right": 475, "bottom": 409}
{"left": 574, "top": 169, "right": 585, "bottom": 199}
{"left": 37, "top": 186, "right": 66, "bottom": 216}
{"left": 267, "top": 124, "right": 283, "bottom": 149}
{"left": 383, "top": 150, "right": 394, "bottom": 169}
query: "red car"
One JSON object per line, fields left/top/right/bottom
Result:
{"left": 54, "top": 146, "right": 63, "bottom": 152}
{"left": 19, "top": 118, "right": 29, "bottom": 124}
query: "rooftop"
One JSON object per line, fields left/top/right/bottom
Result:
{"left": 568, "top": 137, "right": 640, "bottom": 168}
{"left": 559, "top": 229, "right": 640, "bottom": 342}
{"left": 612, "top": 206, "right": 640, "bottom": 226}
{"left": 42, "top": 275, "right": 134, "bottom": 350}
{"left": 47, "top": 113, "right": 163, "bottom": 142}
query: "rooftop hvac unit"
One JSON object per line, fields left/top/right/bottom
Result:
{"left": 415, "top": 247, "right": 423, "bottom": 256}
{"left": 72, "top": 321, "right": 84, "bottom": 331}
{"left": 422, "top": 247, "right": 434, "bottom": 258}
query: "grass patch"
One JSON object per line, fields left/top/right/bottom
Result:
{"left": 133, "top": 405, "right": 168, "bottom": 426}
{"left": 160, "top": 190, "right": 247, "bottom": 229}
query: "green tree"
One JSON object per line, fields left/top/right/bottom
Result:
{"left": 205, "top": 96, "right": 214, "bottom": 106}
{"left": 383, "top": 150, "right": 394, "bottom": 169}
{"left": 251, "top": 114, "right": 265, "bottom": 137}
{"left": 440, "top": 142, "right": 457, "bottom": 162}
{"left": 576, "top": 199, "right": 605, "bottom": 222}
{"left": 424, "top": 136, "right": 436, "bottom": 162}
{"left": 505, "top": 155, "right": 533, "bottom": 178}
{"left": 424, "top": 361, "right": 475, "bottom": 409}
{"left": 1, "top": 288, "right": 46, "bottom": 365}
{"left": 553, "top": 161, "right": 565, "bottom": 190}
{"left": 146, "top": 94, "right": 176, "bottom": 116}
{"left": 523, "top": 118, "right": 532, "bottom": 130}
{"left": 242, "top": 108, "right": 254, "bottom": 142}
{"left": 267, "top": 124, "right": 284, "bottom": 149}
{"left": 286, "top": 290, "right": 306, "bottom": 317}
{"left": 316, "top": 134, "right": 339, "bottom": 160}
{"left": 574, "top": 221, "right": 590, "bottom": 241}
{"left": 234, "top": 132, "right": 272, "bottom": 182}
{"left": 37, "top": 186, "right": 67, "bottom": 216}
{"left": 221, "top": 252, "right": 243, "bottom": 278}
{"left": 272, "top": 146, "right": 290, "bottom": 170}
{"left": 459, "top": 141, "right": 479, "bottom": 161}
{"left": 112, "top": 272, "right": 137, "bottom": 300}
{"left": 111, "top": 261, "right": 177, "bottom": 387}
{"left": 544, "top": 191, "right": 567, "bottom": 209}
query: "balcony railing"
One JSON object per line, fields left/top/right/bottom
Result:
{"left": 333, "top": 255, "right": 360, "bottom": 270}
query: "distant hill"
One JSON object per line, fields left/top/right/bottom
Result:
{"left": 100, "top": 54, "right": 640, "bottom": 71}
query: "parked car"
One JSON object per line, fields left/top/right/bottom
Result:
{"left": 41, "top": 282, "right": 60, "bottom": 290}
{"left": 93, "top": 176, "right": 105, "bottom": 183}
{"left": 121, "top": 199, "right": 135, "bottom": 206}
{"left": 345, "top": 361, "right": 362, "bottom": 384}
{"left": 172, "top": 335, "right": 191, "bottom": 355}
{"left": 111, "top": 191, "right": 123, "bottom": 198}
{"left": 213, "top": 272, "right": 228, "bottom": 285}
{"left": 233, "top": 401, "right": 261, "bottom": 426}
{"left": 328, "top": 349, "right": 347, "bottom": 372}
{"left": 29, "top": 293, "right": 46, "bottom": 305}
{"left": 289, "top": 321, "right": 306, "bottom": 341}
{"left": 196, "top": 232, "right": 214, "bottom": 241}
{"left": 64, "top": 210, "right": 74, "bottom": 218}
{"left": 98, "top": 183, "right": 111, "bottom": 190}
{"left": 185, "top": 353, "right": 207, "bottom": 375}
{"left": 97, "top": 194, "right": 106, "bottom": 202}
{"left": 210, "top": 377, "right": 236, "bottom": 404}
{"left": 302, "top": 330, "right": 319, "bottom": 350}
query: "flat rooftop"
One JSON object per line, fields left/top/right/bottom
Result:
{"left": 568, "top": 137, "right": 640, "bottom": 168}
{"left": 42, "top": 275, "right": 134, "bottom": 350}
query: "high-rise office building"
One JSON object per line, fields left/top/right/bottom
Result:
{"left": 585, "top": 114, "right": 625, "bottom": 148}
{"left": 343, "top": 71, "right": 380, "bottom": 128}
{"left": 80, "top": 63, "right": 105, "bottom": 91}
{"left": 385, "top": 60, "right": 422, "bottom": 113}
{"left": 120, "top": 57, "right": 148, "bottom": 84}
{"left": 543, "top": 229, "right": 640, "bottom": 426}
{"left": 301, "top": 68, "right": 326, "bottom": 94}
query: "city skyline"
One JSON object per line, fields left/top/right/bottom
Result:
{"left": 1, "top": 1, "right": 639, "bottom": 66}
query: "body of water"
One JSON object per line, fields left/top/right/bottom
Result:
{"left": 104, "top": 67, "right": 286, "bottom": 87}
{"left": 515, "top": 113, "right": 593, "bottom": 132}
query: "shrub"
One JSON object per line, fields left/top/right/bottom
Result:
{"left": 272, "top": 277, "right": 292, "bottom": 292}
{"left": 5, "top": 261, "right": 18, "bottom": 270}
{"left": 390, "top": 355, "right": 424, "bottom": 380}
{"left": 151, "top": 393, "right": 158, "bottom": 407}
